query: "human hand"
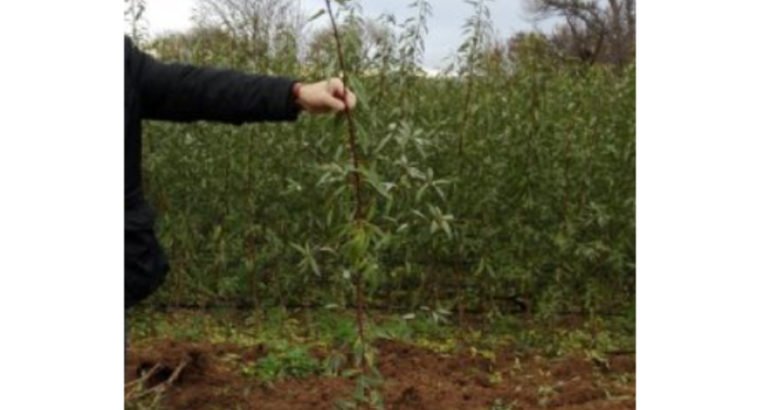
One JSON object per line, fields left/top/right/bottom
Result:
{"left": 294, "top": 78, "right": 357, "bottom": 114}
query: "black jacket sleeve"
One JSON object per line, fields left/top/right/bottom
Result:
{"left": 126, "top": 37, "right": 301, "bottom": 124}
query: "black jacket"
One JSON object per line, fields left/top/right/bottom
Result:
{"left": 124, "top": 36, "right": 300, "bottom": 308}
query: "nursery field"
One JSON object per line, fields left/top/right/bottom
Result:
{"left": 139, "top": 5, "right": 635, "bottom": 319}
{"left": 127, "top": 0, "right": 635, "bottom": 408}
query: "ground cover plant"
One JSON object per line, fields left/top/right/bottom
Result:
{"left": 126, "top": 0, "right": 635, "bottom": 408}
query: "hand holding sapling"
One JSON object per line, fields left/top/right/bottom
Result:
{"left": 294, "top": 78, "right": 358, "bottom": 114}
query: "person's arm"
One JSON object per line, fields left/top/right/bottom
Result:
{"left": 127, "top": 37, "right": 300, "bottom": 124}
{"left": 126, "top": 37, "right": 357, "bottom": 123}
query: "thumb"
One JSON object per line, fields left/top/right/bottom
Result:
{"left": 327, "top": 78, "right": 346, "bottom": 98}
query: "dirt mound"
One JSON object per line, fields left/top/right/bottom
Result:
{"left": 126, "top": 339, "right": 635, "bottom": 410}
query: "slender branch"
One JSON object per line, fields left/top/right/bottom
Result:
{"left": 324, "top": 0, "right": 368, "bottom": 373}
{"left": 324, "top": 0, "right": 363, "bottom": 222}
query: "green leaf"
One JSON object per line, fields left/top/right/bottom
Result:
{"left": 307, "top": 9, "right": 326, "bottom": 23}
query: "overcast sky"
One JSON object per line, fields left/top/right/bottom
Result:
{"left": 141, "top": 0, "right": 557, "bottom": 70}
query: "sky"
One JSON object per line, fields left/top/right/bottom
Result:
{"left": 141, "top": 0, "right": 557, "bottom": 70}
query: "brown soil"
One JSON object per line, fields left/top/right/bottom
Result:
{"left": 126, "top": 339, "right": 634, "bottom": 410}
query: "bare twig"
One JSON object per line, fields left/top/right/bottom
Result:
{"left": 164, "top": 359, "right": 189, "bottom": 386}
{"left": 125, "top": 363, "right": 164, "bottom": 400}
{"left": 125, "top": 358, "right": 190, "bottom": 403}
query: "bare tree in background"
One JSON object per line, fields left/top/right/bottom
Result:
{"left": 125, "top": 0, "right": 148, "bottom": 44}
{"left": 192, "top": 0, "right": 306, "bottom": 65}
{"left": 525, "top": 0, "right": 635, "bottom": 66}
{"left": 305, "top": 17, "right": 395, "bottom": 72}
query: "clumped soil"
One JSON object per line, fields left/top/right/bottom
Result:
{"left": 125, "top": 339, "right": 635, "bottom": 410}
